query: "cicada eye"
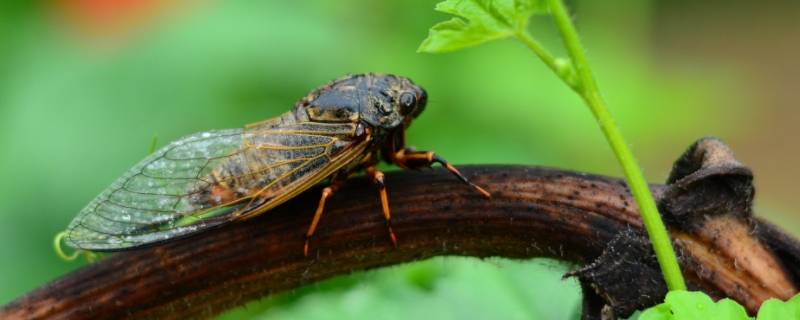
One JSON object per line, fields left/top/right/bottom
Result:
{"left": 398, "top": 92, "right": 416, "bottom": 115}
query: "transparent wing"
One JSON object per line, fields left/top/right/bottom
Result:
{"left": 65, "top": 129, "right": 245, "bottom": 250}
{"left": 65, "top": 121, "right": 367, "bottom": 251}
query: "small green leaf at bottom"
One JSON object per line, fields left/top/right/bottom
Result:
{"left": 756, "top": 294, "right": 800, "bottom": 320}
{"left": 639, "top": 291, "right": 749, "bottom": 320}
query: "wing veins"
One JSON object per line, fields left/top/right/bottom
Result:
{"left": 67, "top": 122, "right": 367, "bottom": 250}
{"left": 97, "top": 197, "right": 178, "bottom": 214}
{"left": 92, "top": 210, "right": 160, "bottom": 226}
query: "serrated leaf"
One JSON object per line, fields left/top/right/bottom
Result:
{"left": 418, "top": 0, "right": 547, "bottom": 53}
{"left": 757, "top": 294, "right": 800, "bottom": 320}
{"left": 639, "top": 291, "right": 750, "bottom": 320}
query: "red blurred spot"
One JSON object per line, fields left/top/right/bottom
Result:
{"left": 55, "top": 0, "right": 167, "bottom": 39}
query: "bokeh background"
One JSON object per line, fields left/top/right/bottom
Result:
{"left": 1, "top": 0, "right": 798, "bottom": 319}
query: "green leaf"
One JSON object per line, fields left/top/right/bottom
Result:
{"left": 418, "top": 0, "right": 547, "bottom": 53}
{"left": 639, "top": 291, "right": 750, "bottom": 320}
{"left": 715, "top": 299, "right": 751, "bottom": 319}
{"left": 639, "top": 303, "right": 672, "bottom": 320}
{"left": 757, "top": 294, "right": 800, "bottom": 320}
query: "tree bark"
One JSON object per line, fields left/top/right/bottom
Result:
{"left": 2, "top": 158, "right": 798, "bottom": 319}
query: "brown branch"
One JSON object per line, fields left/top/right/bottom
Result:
{"left": 2, "top": 162, "right": 798, "bottom": 319}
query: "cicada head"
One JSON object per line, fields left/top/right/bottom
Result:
{"left": 297, "top": 73, "right": 427, "bottom": 130}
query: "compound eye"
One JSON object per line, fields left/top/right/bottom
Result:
{"left": 398, "top": 92, "right": 416, "bottom": 115}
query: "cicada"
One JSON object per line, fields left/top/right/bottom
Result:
{"left": 64, "top": 73, "right": 490, "bottom": 256}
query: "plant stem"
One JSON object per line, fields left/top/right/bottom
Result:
{"left": 543, "top": 0, "right": 687, "bottom": 291}
{"left": 515, "top": 32, "right": 579, "bottom": 91}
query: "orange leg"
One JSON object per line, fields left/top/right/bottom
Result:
{"left": 392, "top": 149, "right": 491, "bottom": 199}
{"left": 366, "top": 166, "right": 398, "bottom": 247}
{"left": 304, "top": 183, "right": 341, "bottom": 257}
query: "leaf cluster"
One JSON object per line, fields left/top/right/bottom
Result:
{"left": 640, "top": 291, "right": 800, "bottom": 320}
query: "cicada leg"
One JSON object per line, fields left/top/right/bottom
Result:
{"left": 391, "top": 149, "right": 491, "bottom": 199}
{"left": 304, "top": 181, "right": 342, "bottom": 257}
{"left": 366, "top": 166, "right": 398, "bottom": 248}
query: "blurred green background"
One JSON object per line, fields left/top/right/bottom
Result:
{"left": 1, "top": 0, "right": 798, "bottom": 319}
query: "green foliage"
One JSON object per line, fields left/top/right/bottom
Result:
{"left": 757, "top": 294, "right": 800, "bottom": 319}
{"left": 418, "top": 0, "right": 547, "bottom": 53}
{"left": 419, "top": 0, "right": 686, "bottom": 291}
{"left": 640, "top": 291, "right": 800, "bottom": 320}
{"left": 640, "top": 291, "right": 749, "bottom": 320}
{"left": 218, "top": 257, "right": 583, "bottom": 320}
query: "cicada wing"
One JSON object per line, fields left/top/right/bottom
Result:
{"left": 234, "top": 121, "right": 372, "bottom": 220}
{"left": 65, "top": 121, "right": 369, "bottom": 251}
{"left": 65, "top": 129, "right": 250, "bottom": 251}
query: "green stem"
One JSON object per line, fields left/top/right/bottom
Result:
{"left": 542, "top": 0, "right": 687, "bottom": 291}
{"left": 515, "top": 32, "right": 579, "bottom": 91}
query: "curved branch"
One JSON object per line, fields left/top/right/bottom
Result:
{"left": 1, "top": 165, "right": 797, "bottom": 319}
